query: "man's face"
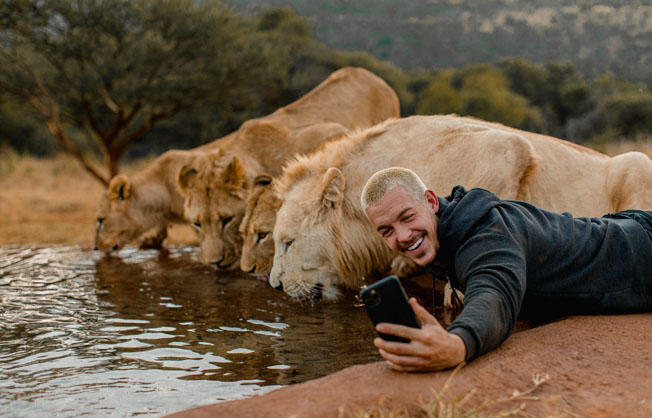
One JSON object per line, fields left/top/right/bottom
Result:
{"left": 365, "top": 185, "right": 440, "bottom": 267}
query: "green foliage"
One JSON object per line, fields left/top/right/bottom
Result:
{"left": 498, "top": 57, "right": 548, "bottom": 106}
{"left": 0, "top": 98, "right": 57, "bottom": 156}
{"left": 257, "top": 6, "right": 312, "bottom": 38}
{"left": 0, "top": 0, "right": 287, "bottom": 181}
{"left": 415, "top": 70, "right": 461, "bottom": 116}
{"left": 415, "top": 65, "right": 545, "bottom": 132}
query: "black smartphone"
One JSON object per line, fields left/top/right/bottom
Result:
{"left": 360, "top": 275, "right": 421, "bottom": 343}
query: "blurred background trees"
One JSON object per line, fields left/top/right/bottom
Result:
{"left": 0, "top": 0, "right": 286, "bottom": 184}
{"left": 1, "top": 0, "right": 652, "bottom": 184}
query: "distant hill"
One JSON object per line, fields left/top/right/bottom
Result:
{"left": 225, "top": 0, "right": 652, "bottom": 83}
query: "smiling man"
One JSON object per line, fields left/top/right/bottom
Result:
{"left": 360, "top": 167, "right": 652, "bottom": 372}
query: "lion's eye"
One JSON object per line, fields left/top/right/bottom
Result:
{"left": 193, "top": 221, "right": 202, "bottom": 229}
{"left": 256, "top": 232, "right": 268, "bottom": 242}
{"left": 97, "top": 218, "right": 105, "bottom": 227}
{"left": 284, "top": 239, "right": 294, "bottom": 251}
{"left": 222, "top": 217, "right": 233, "bottom": 228}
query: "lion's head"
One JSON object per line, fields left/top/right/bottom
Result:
{"left": 177, "top": 151, "right": 248, "bottom": 269}
{"left": 94, "top": 175, "right": 149, "bottom": 252}
{"left": 238, "top": 174, "right": 282, "bottom": 280}
{"left": 269, "top": 166, "right": 394, "bottom": 300}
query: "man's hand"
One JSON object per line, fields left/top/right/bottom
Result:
{"left": 374, "top": 297, "right": 466, "bottom": 372}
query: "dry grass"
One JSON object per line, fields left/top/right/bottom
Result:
{"left": 0, "top": 150, "right": 195, "bottom": 247}
{"left": 349, "top": 366, "right": 579, "bottom": 418}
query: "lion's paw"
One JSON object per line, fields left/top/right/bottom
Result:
{"left": 140, "top": 227, "right": 168, "bottom": 249}
{"left": 443, "top": 282, "right": 465, "bottom": 309}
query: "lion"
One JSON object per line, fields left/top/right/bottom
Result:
{"left": 175, "top": 66, "right": 400, "bottom": 268}
{"left": 94, "top": 143, "right": 226, "bottom": 253}
{"left": 238, "top": 174, "right": 281, "bottom": 280}
{"left": 268, "top": 114, "right": 652, "bottom": 300}
{"left": 94, "top": 66, "right": 398, "bottom": 254}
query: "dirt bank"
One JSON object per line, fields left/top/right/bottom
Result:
{"left": 166, "top": 313, "right": 652, "bottom": 417}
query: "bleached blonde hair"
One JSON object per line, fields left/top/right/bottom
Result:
{"left": 360, "top": 167, "right": 428, "bottom": 215}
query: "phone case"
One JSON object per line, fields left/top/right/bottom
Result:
{"left": 360, "top": 275, "right": 421, "bottom": 343}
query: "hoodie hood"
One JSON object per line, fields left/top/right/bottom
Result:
{"left": 435, "top": 185, "right": 502, "bottom": 263}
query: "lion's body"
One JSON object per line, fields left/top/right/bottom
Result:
{"left": 269, "top": 114, "right": 652, "bottom": 299}
{"left": 177, "top": 67, "right": 400, "bottom": 267}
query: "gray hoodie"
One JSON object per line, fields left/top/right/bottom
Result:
{"left": 430, "top": 186, "right": 652, "bottom": 361}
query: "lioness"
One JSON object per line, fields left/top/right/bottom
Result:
{"left": 238, "top": 174, "right": 280, "bottom": 280}
{"left": 94, "top": 142, "right": 227, "bottom": 253}
{"left": 269, "top": 114, "right": 652, "bottom": 300}
{"left": 176, "top": 67, "right": 400, "bottom": 268}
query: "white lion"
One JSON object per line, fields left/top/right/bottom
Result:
{"left": 269, "top": 115, "right": 652, "bottom": 300}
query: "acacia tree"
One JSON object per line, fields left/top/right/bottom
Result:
{"left": 0, "top": 0, "right": 280, "bottom": 185}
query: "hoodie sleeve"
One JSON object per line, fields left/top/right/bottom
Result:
{"left": 446, "top": 218, "right": 528, "bottom": 361}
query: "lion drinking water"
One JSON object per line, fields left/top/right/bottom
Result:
{"left": 174, "top": 67, "right": 400, "bottom": 268}
{"left": 94, "top": 67, "right": 399, "bottom": 254}
{"left": 267, "top": 114, "right": 652, "bottom": 300}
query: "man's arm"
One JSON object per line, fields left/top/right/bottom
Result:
{"left": 446, "top": 229, "right": 528, "bottom": 361}
{"left": 373, "top": 297, "right": 466, "bottom": 372}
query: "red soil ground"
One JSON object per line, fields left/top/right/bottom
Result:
{"left": 166, "top": 313, "right": 652, "bottom": 417}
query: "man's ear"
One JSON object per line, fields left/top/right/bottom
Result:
{"left": 424, "top": 190, "right": 439, "bottom": 212}
{"left": 108, "top": 175, "right": 132, "bottom": 201}
{"left": 320, "top": 167, "right": 345, "bottom": 209}
{"left": 222, "top": 156, "right": 249, "bottom": 198}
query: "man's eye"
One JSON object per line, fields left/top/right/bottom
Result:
{"left": 257, "top": 232, "right": 268, "bottom": 242}
{"left": 222, "top": 217, "right": 233, "bottom": 227}
{"left": 381, "top": 229, "right": 392, "bottom": 238}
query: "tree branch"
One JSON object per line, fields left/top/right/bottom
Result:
{"left": 21, "top": 59, "right": 109, "bottom": 186}
{"left": 112, "top": 105, "right": 183, "bottom": 158}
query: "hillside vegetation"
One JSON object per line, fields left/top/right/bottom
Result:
{"left": 227, "top": 0, "right": 652, "bottom": 83}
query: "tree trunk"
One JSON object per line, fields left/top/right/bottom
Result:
{"left": 45, "top": 118, "right": 110, "bottom": 186}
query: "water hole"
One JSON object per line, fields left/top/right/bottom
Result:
{"left": 1, "top": 245, "right": 426, "bottom": 417}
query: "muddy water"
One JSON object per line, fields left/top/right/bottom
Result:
{"left": 0, "top": 245, "right": 401, "bottom": 417}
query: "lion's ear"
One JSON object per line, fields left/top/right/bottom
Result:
{"left": 108, "top": 175, "right": 132, "bottom": 201}
{"left": 177, "top": 165, "right": 199, "bottom": 195}
{"left": 177, "top": 153, "right": 211, "bottom": 195}
{"left": 320, "top": 167, "right": 345, "bottom": 209}
{"left": 222, "top": 156, "right": 249, "bottom": 197}
{"left": 253, "top": 174, "right": 273, "bottom": 189}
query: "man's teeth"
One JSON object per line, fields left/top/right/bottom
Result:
{"left": 407, "top": 237, "right": 423, "bottom": 251}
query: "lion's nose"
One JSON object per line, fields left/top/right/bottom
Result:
{"left": 313, "top": 283, "right": 323, "bottom": 300}
{"left": 273, "top": 281, "right": 283, "bottom": 291}
{"left": 210, "top": 257, "right": 224, "bottom": 268}
{"left": 248, "top": 266, "right": 256, "bottom": 274}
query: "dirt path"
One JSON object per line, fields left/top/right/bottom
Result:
{"left": 166, "top": 313, "right": 652, "bottom": 417}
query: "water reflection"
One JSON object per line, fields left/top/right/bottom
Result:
{"left": 0, "top": 245, "right": 401, "bottom": 417}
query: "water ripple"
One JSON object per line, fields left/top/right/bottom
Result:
{"left": 0, "top": 245, "right": 384, "bottom": 417}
